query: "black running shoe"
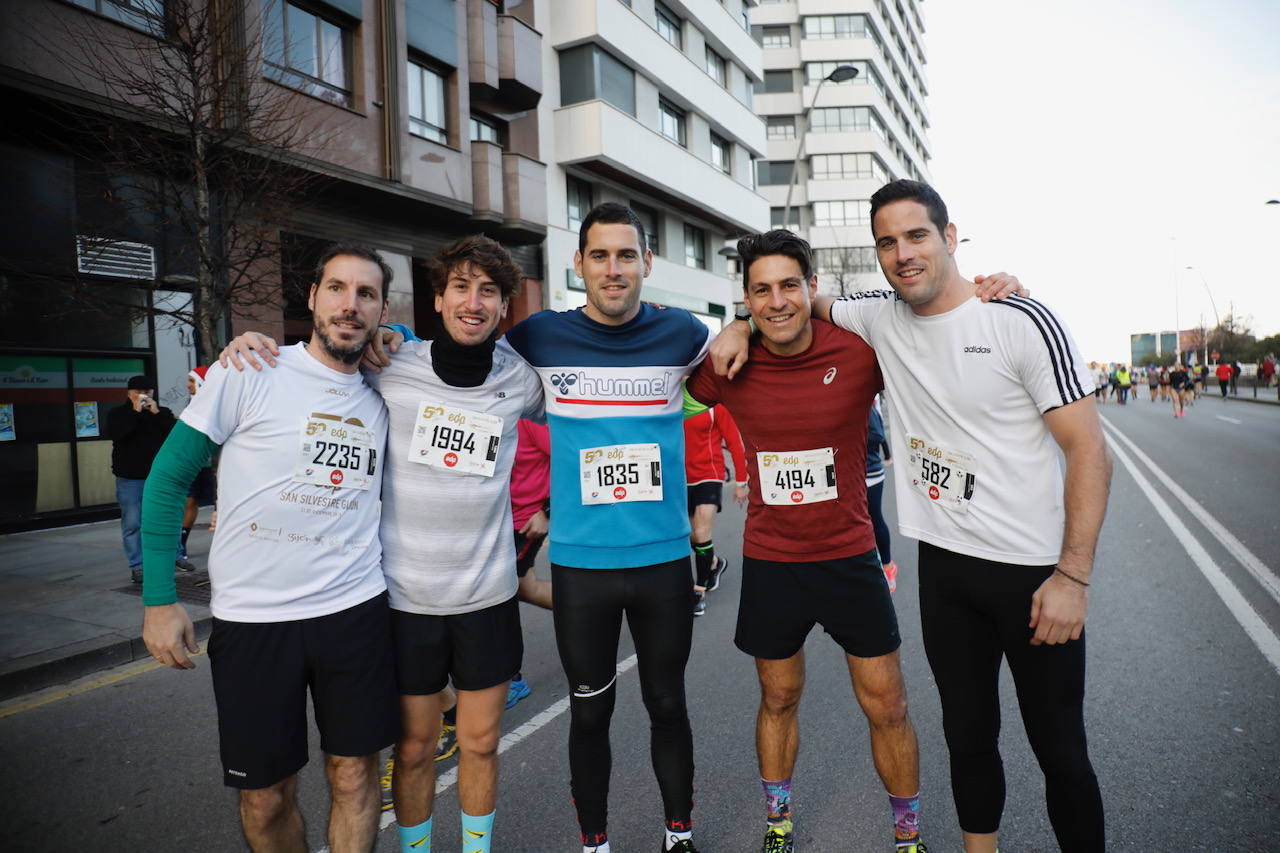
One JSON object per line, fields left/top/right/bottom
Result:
{"left": 706, "top": 556, "right": 728, "bottom": 592}
{"left": 663, "top": 839, "right": 701, "bottom": 853}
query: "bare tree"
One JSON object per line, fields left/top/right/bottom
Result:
{"left": 18, "top": 0, "right": 339, "bottom": 361}
{"left": 816, "top": 245, "right": 876, "bottom": 297}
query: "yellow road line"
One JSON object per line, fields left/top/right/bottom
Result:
{"left": 0, "top": 642, "right": 208, "bottom": 721}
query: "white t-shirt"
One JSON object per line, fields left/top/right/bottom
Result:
{"left": 364, "top": 339, "right": 545, "bottom": 615}
{"left": 830, "top": 292, "right": 1095, "bottom": 565}
{"left": 181, "top": 344, "right": 389, "bottom": 621}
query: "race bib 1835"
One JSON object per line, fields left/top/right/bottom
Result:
{"left": 580, "top": 443, "right": 662, "bottom": 505}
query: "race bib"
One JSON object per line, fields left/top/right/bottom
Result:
{"left": 907, "top": 435, "right": 977, "bottom": 513}
{"left": 295, "top": 417, "right": 376, "bottom": 491}
{"left": 407, "top": 402, "right": 503, "bottom": 477}
{"left": 758, "top": 448, "right": 837, "bottom": 505}
{"left": 580, "top": 443, "right": 662, "bottom": 505}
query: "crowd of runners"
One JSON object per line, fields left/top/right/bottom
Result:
{"left": 139, "top": 179, "right": 1111, "bottom": 853}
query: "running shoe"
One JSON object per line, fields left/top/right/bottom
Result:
{"left": 762, "top": 821, "right": 794, "bottom": 853}
{"left": 896, "top": 844, "right": 928, "bottom": 853}
{"left": 706, "top": 555, "right": 729, "bottom": 592}
{"left": 883, "top": 560, "right": 899, "bottom": 593}
{"left": 663, "top": 840, "right": 702, "bottom": 853}
{"left": 435, "top": 722, "right": 459, "bottom": 761}
{"left": 506, "top": 677, "right": 531, "bottom": 709}
{"left": 379, "top": 755, "right": 395, "bottom": 812}
{"left": 175, "top": 557, "right": 197, "bottom": 572}
{"left": 131, "top": 568, "right": 143, "bottom": 585}
{"left": 692, "top": 592, "right": 706, "bottom": 617}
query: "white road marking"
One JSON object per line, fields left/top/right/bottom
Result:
{"left": 1101, "top": 416, "right": 1280, "bottom": 606}
{"left": 317, "top": 653, "right": 642, "bottom": 848}
{"left": 1103, "top": 429, "right": 1280, "bottom": 675}
{"left": 1216, "top": 415, "right": 1242, "bottom": 424}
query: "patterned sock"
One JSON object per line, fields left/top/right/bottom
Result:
{"left": 461, "top": 810, "right": 494, "bottom": 853}
{"left": 580, "top": 830, "right": 609, "bottom": 852}
{"left": 762, "top": 777, "right": 792, "bottom": 825}
{"left": 692, "top": 540, "right": 714, "bottom": 587}
{"left": 397, "top": 816, "right": 431, "bottom": 852}
{"left": 889, "top": 792, "right": 921, "bottom": 846}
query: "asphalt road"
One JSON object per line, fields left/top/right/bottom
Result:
{"left": 1, "top": 394, "right": 1276, "bottom": 851}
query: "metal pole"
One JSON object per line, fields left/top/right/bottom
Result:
{"left": 782, "top": 77, "right": 827, "bottom": 231}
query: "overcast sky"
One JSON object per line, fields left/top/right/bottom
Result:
{"left": 924, "top": 0, "right": 1280, "bottom": 362}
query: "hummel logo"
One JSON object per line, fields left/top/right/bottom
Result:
{"left": 550, "top": 372, "right": 577, "bottom": 394}
{"left": 964, "top": 346, "right": 992, "bottom": 354}
{"left": 823, "top": 367, "right": 838, "bottom": 384}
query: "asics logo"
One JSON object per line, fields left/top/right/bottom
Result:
{"left": 823, "top": 368, "right": 837, "bottom": 385}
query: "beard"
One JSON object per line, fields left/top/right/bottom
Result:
{"left": 313, "top": 315, "right": 372, "bottom": 365}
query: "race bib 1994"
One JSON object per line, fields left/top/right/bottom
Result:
{"left": 407, "top": 402, "right": 503, "bottom": 477}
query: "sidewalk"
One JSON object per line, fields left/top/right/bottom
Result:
{"left": 0, "top": 510, "right": 213, "bottom": 701}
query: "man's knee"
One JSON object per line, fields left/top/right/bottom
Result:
{"left": 326, "top": 753, "right": 377, "bottom": 800}
{"left": 239, "top": 778, "right": 295, "bottom": 826}
{"left": 760, "top": 680, "right": 803, "bottom": 718}
{"left": 457, "top": 718, "right": 501, "bottom": 758}
{"left": 641, "top": 687, "right": 689, "bottom": 727}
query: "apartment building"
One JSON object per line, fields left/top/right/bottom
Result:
{"left": 751, "top": 0, "right": 931, "bottom": 294}
{"left": 0, "top": 0, "right": 548, "bottom": 530}
{"left": 538, "top": 0, "right": 770, "bottom": 331}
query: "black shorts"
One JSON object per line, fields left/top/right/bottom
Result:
{"left": 391, "top": 596, "right": 522, "bottom": 694}
{"left": 735, "top": 549, "right": 900, "bottom": 660}
{"left": 514, "top": 529, "right": 545, "bottom": 578}
{"left": 208, "top": 592, "right": 399, "bottom": 790}
{"left": 686, "top": 481, "right": 722, "bottom": 515}
{"left": 187, "top": 467, "right": 216, "bottom": 505}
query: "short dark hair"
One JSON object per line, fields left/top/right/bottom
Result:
{"left": 313, "top": 243, "right": 393, "bottom": 300}
{"left": 428, "top": 234, "right": 523, "bottom": 300}
{"left": 578, "top": 202, "right": 647, "bottom": 254}
{"left": 735, "top": 229, "right": 814, "bottom": 291}
{"left": 869, "top": 179, "right": 949, "bottom": 238}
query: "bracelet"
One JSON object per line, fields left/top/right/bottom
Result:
{"left": 1054, "top": 567, "right": 1090, "bottom": 587}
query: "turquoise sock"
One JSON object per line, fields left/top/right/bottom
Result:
{"left": 397, "top": 816, "right": 431, "bottom": 851}
{"left": 461, "top": 810, "right": 495, "bottom": 853}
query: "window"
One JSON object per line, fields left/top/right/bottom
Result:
{"left": 770, "top": 207, "right": 799, "bottom": 229}
{"left": 264, "top": 2, "right": 352, "bottom": 107}
{"left": 766, "top": 117, "right": 796, "bottom": 140}
{"left": 814, "top": 247, "right": 879, "bottom": 274}
{"left": 655, "top": 3, "right": 682, "bottom": 49}
{"left": 710, "top": 133, "right": 731, "bottom": 174}
{"left": 811, "top": 106, "right": 888, "bottom": 142}
{"left": 803, "top": 15, "right": 871, "bottom": 40}
{"left": 705, "top": 46, "right": 727, "bottom": 87}
{"left": 559, "top": 44, "right": 636, "bottom": 117}
{"left": 812, "top": 200, "right": 869, "bottom": 227}
{"left": 810, "top": 153, "right": 890, "bottom": 183}
{"left": 683, "top": 224, "right": 706, "bottom": 269}
{"left": 755, "top": 161, "right": 794, "bottom": 186}
{"left": 631, "top": 202, "right": 661, "bottom": 256}
{"left": 70, "top": 0, "right": 165, "bottom": 34}
{"left": 470, "top": 116, "right": 502, "bottom": 145}
{"left": 805, "top": 61, "right": 866, "bottom": 86}
{"left": 758, "top": 70, "right": 793, "bottom": 94}
{"left": 408, "top": 61, "right": 448, "bottom": 143}
{"left": 659, "top": 98, "right": 686, "bottom": 147}
{"left": 761, "top": 26, "right": 791, "bottom": 48}
{"left": 567, "top": 176, "right": 592, "bottom": 232}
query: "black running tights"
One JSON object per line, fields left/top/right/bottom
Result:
{"left": 917, "top": 541, "right": 1104, "bottom": 851}
{"left": 551, "top": 559, "right": 696, "bottom": 837}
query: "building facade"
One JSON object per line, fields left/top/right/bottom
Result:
{"left": 0, "top": 0, "right": 548, "bottom": 531}
{"left": 750, "top": 0, "right": 930, "bottom": 295}
{"left": 538, "top": 0, "right": 769, "bottom": 330}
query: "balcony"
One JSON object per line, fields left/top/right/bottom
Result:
{"left": 498, "top": 15, "right": 543, "bottom": 111}
{"left": 470, "top": 140, "right": 505, "bottom": 224}
{"left": 468, "top": 0, "right": 500, "bottom": 101}
{"left": 553, "top": 100, "right": 768, "bottom": 235}
{"left": 501, "top": 151, "right": 547, "bottom": 240}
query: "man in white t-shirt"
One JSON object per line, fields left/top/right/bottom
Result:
{"left": 712, "top": 181, "right": 1110, "bottom": 853}
{"left": 140, "top": 244, "right": 397, "bottom": 853}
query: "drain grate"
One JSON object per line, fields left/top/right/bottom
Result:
{"left": 115, "top": 572, "right": 213, "bottom": 607}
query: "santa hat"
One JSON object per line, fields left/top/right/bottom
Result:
{"left": 188, "top": 365, "right": 209, "bottom": 388}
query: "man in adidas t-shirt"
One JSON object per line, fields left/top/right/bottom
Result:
{"left": 140, "top": 244, "right": 397, "bottom": 852}
{"left": 713, "top": 180, "right": 1111, "bottom": 853}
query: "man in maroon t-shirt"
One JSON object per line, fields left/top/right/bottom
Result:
{"left": 685, "top": 230, "right": 924, "bottom": 853}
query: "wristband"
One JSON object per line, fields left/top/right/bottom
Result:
{"left": 1054, "top": 567, "right": 1090, "bottom": 587}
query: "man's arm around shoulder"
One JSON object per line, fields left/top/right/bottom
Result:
{"left": 1030, "top": 395, "right": 1112, "bottom": 646}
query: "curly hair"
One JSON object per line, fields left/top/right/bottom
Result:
{"left": 429, "top": 235, "right": 523, "bottom": 299}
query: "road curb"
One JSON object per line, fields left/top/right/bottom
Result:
{"left": 0, "top": 616, "right": 213, "bottom": 702}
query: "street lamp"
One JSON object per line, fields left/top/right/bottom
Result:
{"left": 781, "top": 64, "right": 860, "bottom": 231}
{"left": 1184, "top": 265, "right": 1222, "bottom": 365}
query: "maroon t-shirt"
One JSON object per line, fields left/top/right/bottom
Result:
{"left": 687, "top": 319, "right": 882, "bottom": 562}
